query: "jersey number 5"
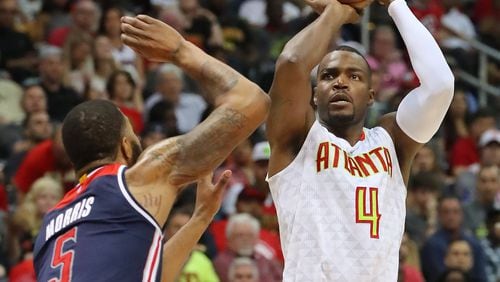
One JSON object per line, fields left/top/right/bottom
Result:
{"left": 50, "top": 227, "right": 77, "bottom": 282}
{"left": 355, "top": 187, "right": 381, "bottom": 239}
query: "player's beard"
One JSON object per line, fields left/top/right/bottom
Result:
{"left": 130, "top": 141, "right": 143, "bottom": 166}
{"left": 329, "top": 111, "right": 355, "bottom": 126}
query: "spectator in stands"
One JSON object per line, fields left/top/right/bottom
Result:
{"left": 12, "top": 126, "right": 73, "bottom": 198}
{"left": 179, "top": 0, "right": 224, "bottom": 51}
{"left": 0, "top": 0, "right": 37, "bottom": 83}
{"left": 228, "top": 257, "right": 260, "bottom": 282}
{"left": 62, "top": 33, "right": 94, "bottom": 96}
{"left": 147, "top": 100, "right": 180, "bottom": 138}
{"left": 38, "top": 45, "right": 82, "bottom": 122}
{"left": 99, "top": 6, "right": 144, "bottom": 84}
{"left": 421, "top": 195, "right": 487, "bottom": 282}
{"left": 47, "top": 0, "right": 99, "bottom": 47}
{"left": 440, "top": 0, "right": 477, "bottom": 52}
{"left": 443, "top": 239, "right": 474, "bottom": 275}
{"left": 216, "top": 139, "right": 254, "bottom": 198}
{"left": 145, "top": 63, "right": 207, "bottom": 134}
{"left": 450, "top": 108, "right": 496, "bottom": 176}
{"left": 8, "top": 175, "right": 62, "bottom": 282}
{"left": 463, "top": 165, "right": 500, "bottom": 237}
{"left": 3, "top": 111, "right": 52, "bottom": 181}
{"left": 436, "top": 268, "right": 470, "bottom": 282}
{"left": 87, "top": 35, "right": 118, "bottom": 99}
{"left": 480, "top": 209, "right": 500, "bottom": 282}
{"left": 443, "top": 88, "right": 470, "bottom": 153}
{"left": 367, "top": 25, "right": 410, "bottom": 101}
{"left": 20, "top": 84, "right": 47, "bottom": 115}
{"left": 164, "top": 205, "right": 220, "bottom": 282}
{"left": 140, "top": 123, "right": 169, "bottom": 150}
{"left": 213, "top": 213, "right": 282, "bottom": 282}
{"left": 409, "top": 0, "right": 444, "bottom": 38}
{"left": 398, "top": 232, "right": 424, "bottom": 282}
{"left": 406, "top": 172, "right": 442, "bottom": 247}
{"left": 106, "top": 70, "right": 144, "bottom": 134}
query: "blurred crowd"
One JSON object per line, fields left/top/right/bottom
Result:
{"left": 0, "top": 0, "right": 498, "bottom": 281}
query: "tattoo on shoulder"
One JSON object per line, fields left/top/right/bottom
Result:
{"left": 139, "top": 193, "right": 163, "bottom": 218}
{"left": 199, "top": 61, "right": 239, "bottom": 100}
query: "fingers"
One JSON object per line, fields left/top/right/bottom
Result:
{"left": 213, "top": 170, "right": 232, "bottom": 191}
{"left": 121, "top": 22, "right": 147, "bottom": 38}
{"left": 137, "top": 14, "right": 157, "bottom": 24}
{"left": 121, "top": 16, "right": 150, "bottom": 30}
{"left": 121, "top": 34, "right": 142, "bottom": 47}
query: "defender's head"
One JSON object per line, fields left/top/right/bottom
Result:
{"left": 314, "top": 45, "right": 374, "bottom": 128}
{"left": 62, "top": 100, "right": 142, "bottom": 172}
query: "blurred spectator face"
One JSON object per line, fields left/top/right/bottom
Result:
{"left": 236, "top": 200, "right": 263, "bottom": 220}
{"left": 22, "top": 86, "right": 47, "bottom": 114}
{"left": 438, "top": 198, "right": 463, "bottom": 231}
{"left": 470, "top": 116, "right": 496, "bottom": 140}
{"left": 227, "top": 222, "right": 258, "bottom": 256}
{"left": 141, "top": 130, "right": 167, "bottom": 149}
{"left": 231, "top": 264, "right": 258, "bottom": 282}
{"left": 26, "top": 112, "right": 52, "bottom": 142}
{"left": 413, "top": 185, "right": 434, "bottom": 209}
{"left": 444, "top": 240, "right": 473, "bottom": 272}
{"left": 103, "top": 8, "right": 122, "bottom": 37}
{"left": 69, "top": 39, "right": 92, "bottom": 69}
{"left": 372, "top": 26, "right": 396, "bottom": 60}
{"left": 93, "top": 35, "right": 114, "bottom": 60}
{"left": 35, "top": 185, "right": 62, "bottom": 215}
{"left": 476, "top": 166, "right": 499, "bottom": 205}
{"left": 40, "top": 54, "right": 64, "bottom": 84}
{"left": 412, "top": 146, "right": 436, "bottom": 174}
{"left": 111, "top": 73, "right": 134, "bottom": 102}
{"left": 72, "top": 0, "right": 98, "bottom": 32}
{"left": 165, "top": 213, "right": 190, "bottom": 239}
{"left": 253, "top": 160, "right": 268, "bottom": 184}
{"left": 480, "top": 142, "right": 500, "bottom": 167}
{"left": 157, "top": 72, "right": 183, "bottom": 103}
{"left": 0, "top": 0, "right": 18, "bottom": 28}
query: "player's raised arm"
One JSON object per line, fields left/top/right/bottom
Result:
{"left": 377, "top": 0, "right": 454, "bottom": 181}
{"left": 120, "top": 15, "right": 269, "bottom": 186}
{"left": 267, "top": 0, "right": 363, "bottom": 175}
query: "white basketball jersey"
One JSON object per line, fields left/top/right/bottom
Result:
{"left": 267, "top": 120, "right": 406, "bottom": 282}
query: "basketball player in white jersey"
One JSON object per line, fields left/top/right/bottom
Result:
{"left": 266, "top": 0, "right": 454, "bottom": 280}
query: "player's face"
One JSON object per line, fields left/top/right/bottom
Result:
{"left": 315, "top": 51, "right": 374, "bottom": 128}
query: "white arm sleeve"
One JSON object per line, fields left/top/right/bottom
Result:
{"left": 389, "top": 0, "right": 455, "bottom": 143}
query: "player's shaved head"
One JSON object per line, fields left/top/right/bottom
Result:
{"left": 62, "top": 100, "right": 125, "bottom": 171}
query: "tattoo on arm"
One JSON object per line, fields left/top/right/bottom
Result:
{"left": 173, "top": 108, "right": 247, "bottom": 181}
{"left": 197, "top": 61, "right": 239, "bottom": 102}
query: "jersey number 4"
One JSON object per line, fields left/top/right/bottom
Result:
{"left": 50, "top": 227, "right": 77, "bottom": 282}
{"left": 355, "top": 187, "right": 381, "bottom": 239}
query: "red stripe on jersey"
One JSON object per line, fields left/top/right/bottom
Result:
{"left": 147, "top": 235, "right": 162, "bottom": 282}
{"left": 51, "top": 164, "right": 123, "bottom": 211}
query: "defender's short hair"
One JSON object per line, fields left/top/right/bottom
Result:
{"left": 62, "top": 100, "right": 125, "bottom": 171}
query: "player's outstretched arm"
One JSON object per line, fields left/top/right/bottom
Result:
{"left": 121, "top": 15, "right": 269, "bottom": 186}
{"left": 378, "top": 0, "right": 454, "bottom": 182}
{"left": 160, "top": 171, "right": 230, "bottom": 282}
{"left": 267, "top": 0, "right": 362, "bottom": 176}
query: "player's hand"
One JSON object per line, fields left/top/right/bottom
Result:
{"left": 121, "top": 15, "right": 186, "bottom": 62}
{"left": 305, "top": 0, "right": 363, "bottom": 24}
{"left": 377, "top": 0, "right": 394, "bottom": 6}
{"left": 193, "top": 170, "right": 231, "bottom": 221}
{"left": 303, "top": 0, "right": 330, "bottom": 14}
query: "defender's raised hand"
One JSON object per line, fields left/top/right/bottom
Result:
{"left": 121, "top": 15, "right": 185, "bottom": 62}
{"left": 194, "top": 170, "right": 231, "bottom": 221}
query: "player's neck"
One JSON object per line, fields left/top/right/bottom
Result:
{"left": 324, "top": 122, "right": 365, "bottom": 146}
{"left": 76, "top": 159, "right": 121, "bottom": 179}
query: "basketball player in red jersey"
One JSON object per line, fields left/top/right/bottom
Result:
{"left": 265, "top": 0, "right": 454, "bottom": 280}
{"left": 34, "top": 15, "right": 269, "bottom": 282}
